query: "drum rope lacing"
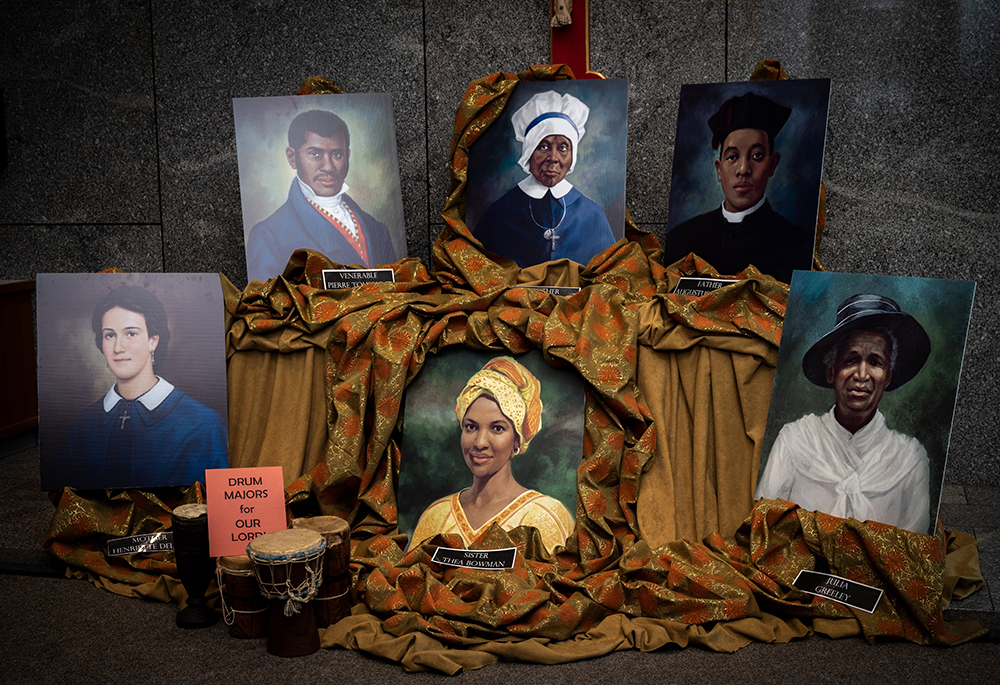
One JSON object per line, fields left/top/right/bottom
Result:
{"left": 249, "top": 538, "right": 327, "bottom": 618}
{"left": 215, "top": 565, "right": 269, "bottom": 626}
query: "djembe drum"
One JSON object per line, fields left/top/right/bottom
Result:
{"left": 216, "top": 554, "right": 268, "bottom": 638}
{"left": 247, "top": 528, "right": 326, "bottom": 657}
{"left": 293, "top": 516, "right": 351, "bottom": 628}
{"left": 171, "top": 503, "right": 218, "bottom": 628}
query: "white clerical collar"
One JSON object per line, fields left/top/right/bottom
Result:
{"left": 297, "top": 177, "right": 349, "bottom": 212}
{"left": 103, "top": 377, "right": 175, "bottom": 413}
{"left": 518, "top": 176, "right": 573, "bottom": 200}
{"left": 721, "top": 195, "right": 766, "bottom": 223}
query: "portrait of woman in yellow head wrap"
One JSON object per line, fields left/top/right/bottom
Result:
{"left": 400, "top": 350, "right": 583, "bottom": 556}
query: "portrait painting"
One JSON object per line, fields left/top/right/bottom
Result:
{"left": 397, "top": 348, "right": 586, "bottom": 555}
{"left": 233, "top": 93, "right": 407, "bottom": 282}
{"left": 755, "top": 270, "right": 976, "bottom": 535}
{"left": 465, "top": 78, "right": 629, "bottom": 268}
{"left": 36, "top": 273, "right": 229, "bottom": 491}
{"left": 662, "top": 79, "right": 831, "bottom": 283}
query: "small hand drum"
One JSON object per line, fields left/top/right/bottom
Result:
{"left": 247, "top": 528, "right": 326, "bottom": 657}
{"left": 292, "top": 516, "right": 352, "bottom": 628}
{"left": 216, "top": 554, "right": 268, "bottom": 639}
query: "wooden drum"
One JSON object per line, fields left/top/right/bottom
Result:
{"left": 171, "top": 503, "right": 218, "bottom": 628}
{"left": 247, "top": 528, "right": 326, "bottom": 657}
{"left": 293, "top": 516, "right": 352, "bottom": 628}
{"left": 216, "top": 554, "right": 268, "bottom": 639}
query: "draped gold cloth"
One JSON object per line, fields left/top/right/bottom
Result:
{"left": 636, "top": 255, "right": 788, "bottom": 545}
{"left": 39, "top": 65, "right": 987, "bottom": 670}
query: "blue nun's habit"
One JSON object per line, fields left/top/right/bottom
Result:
{"left": 475, "top": 176, "right": 615, "bottom": 268}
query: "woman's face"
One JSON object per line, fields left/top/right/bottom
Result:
{"left": 528, "top": 134, "right": 573, "bottom": 187}
{"left": 101, "top": 306, "right": 159, "bottom": 383}
{"left": 461, "top": 396, "right": 520, "bottom": 478}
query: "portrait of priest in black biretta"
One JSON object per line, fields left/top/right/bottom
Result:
{"left": 663, "top": 90, "right": 816, "bottom": 283}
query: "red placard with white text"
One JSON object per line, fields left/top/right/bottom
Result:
{"left": 205, "top": 466, "right": 287, "bottom": 557}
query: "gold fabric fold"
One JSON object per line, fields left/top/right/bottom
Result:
{"left": 636, "top": 256, "right": 788, "bottom": 545}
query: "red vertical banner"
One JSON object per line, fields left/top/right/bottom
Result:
{"left": 550, "top": 0, "right": 605, "bottom": 79}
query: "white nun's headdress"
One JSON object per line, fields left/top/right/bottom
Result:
{"left": 511, "top": 91, "right": 589, "bottom": 176}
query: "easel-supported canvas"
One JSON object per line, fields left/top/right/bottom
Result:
{"left": 36, "top": 273, "right": 229, "bottom": 490}
{"left": 662, "top": 79, "right": 831, "bottom": 282}
{"left": 465, "top": 79, "right": 628, "bottom": 268}
{"left": 755, "top": 270, "right": 975, "bottom": 535}
{"left": 234, "top": 93, "right": 406, "bottom": 282}
{"left": 398, "top": 348, "right": 585, "bottom": 555}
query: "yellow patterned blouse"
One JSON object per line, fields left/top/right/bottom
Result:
{"left": 408, "top": 489, "right": 574, "bottom": 555}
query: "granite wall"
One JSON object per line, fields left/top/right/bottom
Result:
{"left": 2, "top": 0, "right": 997, "bottom": 484}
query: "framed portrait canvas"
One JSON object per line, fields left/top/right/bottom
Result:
{"left": 36, "top": 273, "right": 229, "bottom": 490}
{"left": 234, "top": 93, "right": 407, "bottom": 282}
{"left": 465, "top": 79, "right": 629, "bottom": 269}
{"left": 755, "top": 270, "right": 975, "bottom": 535}
{"left": 662, "top": 79, "right": 831, "bottom": 283}
{"left": 397, "top": 348, "right": 585, "bottom": 555}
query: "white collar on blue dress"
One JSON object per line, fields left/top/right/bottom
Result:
{"left": 721, "top": 195, "right": 767, "bottom": 223}
{"left": 518, "top": 176, "right": 573, "bottom": 200}
{"left": 103, "top": 377, "right": 175, "bottom": 413}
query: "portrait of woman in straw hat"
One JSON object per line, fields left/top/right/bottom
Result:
{"left": 755, "top": 271, "right": 976, "bottom": 536}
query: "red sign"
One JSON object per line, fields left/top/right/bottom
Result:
{"left": 205, "top": 466, "right": 287, "bottom": 557}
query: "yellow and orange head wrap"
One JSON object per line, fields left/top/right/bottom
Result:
{"left": 454, "top": 356, "right": 543, "bottom": 455}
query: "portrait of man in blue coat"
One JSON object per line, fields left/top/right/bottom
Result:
{"left": 243, "top": 108, "right": 399, "bottom": 282}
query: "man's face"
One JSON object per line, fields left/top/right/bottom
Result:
{"left": 713, "top": 128, "right": 780, "bottom": 212}
{"left": 826, "top": 330, "right": 893, "bottom": 432}
{"left": 286, "top": 131, "right": 350, "bottom": 197}
{"left": 528, "top": 135, "right": 573, "bottom": 187}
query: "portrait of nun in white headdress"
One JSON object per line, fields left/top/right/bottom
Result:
{"left": 473, "top": 91, "right": 617, "bottom": 268}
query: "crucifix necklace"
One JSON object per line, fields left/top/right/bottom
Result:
{"left": 529, "top": 194, "right": 567, "bottom": 253}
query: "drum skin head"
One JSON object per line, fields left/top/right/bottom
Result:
{"left": 293, "top": 515, "right": 350, "bottom": 540}
{"left": 248, "top": 528, "right": 324, "bottom": 559}
{"left": 173, "top": 503, "right": 208, "bottom": 520}
{"left": 218, "top": 554, "right": 253, "bottom": 571}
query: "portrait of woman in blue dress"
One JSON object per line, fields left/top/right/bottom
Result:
{"left": 56, "top": 285, "right": 228, "bottom": 490}
{"left": 473, "top": 90, "right": 617, "bottom": 268}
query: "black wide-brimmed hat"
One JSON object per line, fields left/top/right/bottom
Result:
{"left": 801, "top": 293, "right": 931, "bottom": 391}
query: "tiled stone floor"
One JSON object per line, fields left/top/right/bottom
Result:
{"left": 940, "top": 483, "right": 999, "bottom": 615}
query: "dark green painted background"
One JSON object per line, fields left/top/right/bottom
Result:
{"left": 397, "top": 349, "right": 586, "bottom": 541}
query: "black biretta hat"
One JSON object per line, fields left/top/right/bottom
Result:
{"left": 801, "top": 293, "right": 931, "bottom": 391}
{"left": 708, "top": 91, "right": 792, "bottom": 151}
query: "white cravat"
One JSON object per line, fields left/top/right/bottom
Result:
{"left": 297, "top": 178, "right": 359, "bottom": 239}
